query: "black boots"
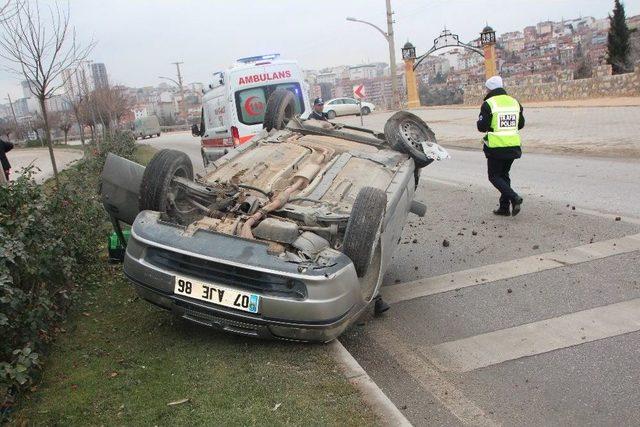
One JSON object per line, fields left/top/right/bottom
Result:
{"left": 494, "top": 197, "right": 523, "bottom": 217}
{"left": 493, "top": 207, "right": 510, "bottom": 216}
{"left": 374, "top": 296, "right": 390, "bottom": 316}
{"left": 511, "top": 197, "right": 523, "bottom": 216}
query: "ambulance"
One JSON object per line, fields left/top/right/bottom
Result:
{"left": 194, "top": 54, "right": 311, "bottom": 165}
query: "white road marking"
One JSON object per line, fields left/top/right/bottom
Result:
{"left": 423, "top": 298, "right": 640, "bottom": 373}
{"left": 382, "top": 233, "right": 640, "bottom": 304}
{"left": 370, "top": 328, "right": 499, "bottom": 426}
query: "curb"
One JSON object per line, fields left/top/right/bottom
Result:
{"left": 330, "top": 340, "right": 412, "bottom": 426}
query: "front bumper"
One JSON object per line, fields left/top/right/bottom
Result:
{"left": 123, "top": 211, "right": 366, "bottom": 342}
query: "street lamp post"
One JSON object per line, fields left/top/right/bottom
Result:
{"left": 347, "top": 0, "right": 398, "bottom": 109}
{"left": 159, "top": 75, "right": 186, "bottom": 123}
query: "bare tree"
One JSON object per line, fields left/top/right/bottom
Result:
{"left": 0, "top": 0, "right": 93, "bottom": 184}
{"left": 29, "top": 112, "right": 44, "bottom": 145}
{"left": 90, "top": 85, "right": 130, "bottom": 134}
{"left": 57, "top": 112, "right": 72, "bottom": 144}
{"left": 62, "top": 63, "right": 92, "bottom": 145}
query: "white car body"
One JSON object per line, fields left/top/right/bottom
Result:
{"left": 323, "top": 98, "right": 376, "bottom": 118}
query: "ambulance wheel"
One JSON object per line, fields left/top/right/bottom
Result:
{"left": 384, "top": 111, "right": 434, "bottom": 168}
{"left": 139, "top": 149, "right": 194, "bottom": 215}
{"left": 263, "top": 89, "right": 296, "bottom": 131}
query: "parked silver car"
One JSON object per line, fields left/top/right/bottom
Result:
{"left": 101, "top": 90, "right": 448, "bottom": 342}
{"left": 323, "top": 97, "right": 376, "bottom": 119}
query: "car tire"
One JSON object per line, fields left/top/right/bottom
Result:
{"left": 384, "top": 111, "right": 435, "bottom": 168}
{"left": 360, "top": 106, "right": 371, "bottom": 115}
{"left": 157, "top": 133, "right": 161, "bottom": 137}
{"left": 263, "top": 89, "right": 296, "bottom": 131}
{"left": 343, "top": 186, "right": 387, "bottom": 278}
{"left": 326, "top": 110, "right": 337, "bottom": 119}
{"left": 139, "top": 149, "right": 194, "bottom": 214}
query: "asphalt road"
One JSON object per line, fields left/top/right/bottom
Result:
{"left": 142, "top": 107, "right": 640, "bottom": 426}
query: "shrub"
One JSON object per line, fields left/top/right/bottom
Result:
{"left": 0, "top": 131, "right": 136, "bottom": 413}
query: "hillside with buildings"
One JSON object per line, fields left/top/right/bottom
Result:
{"left": 304, "top": 13, "right": 640, "bottom": 108}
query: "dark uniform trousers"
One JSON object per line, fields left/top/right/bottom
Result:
{"left": 487, "top": 157, "right": 519, "bottom": 210}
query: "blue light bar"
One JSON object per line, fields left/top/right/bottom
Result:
{"left": 237, "top": 53, "right": 281, "bottom": 64}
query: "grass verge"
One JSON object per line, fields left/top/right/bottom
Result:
{"left": 8, "top": 144, "right": 376, "bottom": 426}
{"left": 10, "top": 271, "right": 375, "bottom": 426}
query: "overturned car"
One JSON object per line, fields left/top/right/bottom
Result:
{"left": 101, "top": 90, "right": 448, "bottom": 342}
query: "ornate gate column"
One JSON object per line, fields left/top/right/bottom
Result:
{"left": 402, "top": 42, "right": 421, "bottom": 108}
{"left": 481, "top": 25, "right": 498, "bottom": 79}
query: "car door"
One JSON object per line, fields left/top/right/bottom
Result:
{"left": 325, "top": 99, "right": 343, "bottom": 116}
{"left": 342, "top": 98, "right": 359, "bottom": 115}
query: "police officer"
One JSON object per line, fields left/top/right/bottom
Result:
{"left": 477, "top": 76, "right": 525, "bottom": 216}
{"left": 308, "top": 97, "right": 329, "bottom": 121}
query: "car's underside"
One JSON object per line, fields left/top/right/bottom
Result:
{"left": 143, "top": 118, "right": 410, "bottom": 275}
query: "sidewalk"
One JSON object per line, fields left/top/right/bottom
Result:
{"left": 10, "top": 148, "right": 84, "bottom": 183}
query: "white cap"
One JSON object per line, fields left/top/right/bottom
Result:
{"left": 485, "top": 76, "right": 503, "bottom": 90}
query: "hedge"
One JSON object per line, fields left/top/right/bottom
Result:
{"left": 0, "top": 132, "right": 136, "bottom": 416}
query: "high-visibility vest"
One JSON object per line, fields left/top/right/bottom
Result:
{"left": 485, "top": 94, "right": 521, "bottom": 148}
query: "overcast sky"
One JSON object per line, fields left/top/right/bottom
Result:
{"left": 1, "top": 0, "right": 638, "bottom": 99}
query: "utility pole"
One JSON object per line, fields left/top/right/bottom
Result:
{"left": 6, "top": 93, "right": 20, "bottom": 139}
{"left": 172, "top": 61, "right": 186, "bottom": 123}
{"left": 385, "top": 0, "right": 398, "bottom": 109}
{"left": 346, "top": 0, "right": 399, "bottom": 109}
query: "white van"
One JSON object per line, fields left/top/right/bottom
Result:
{"left": 194, "top": 54, "right": 311, "bottom": 165}
{"left": 133, "top": 115, "right": 161, "bottom": 139}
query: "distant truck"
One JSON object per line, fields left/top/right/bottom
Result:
{"left": 133, "top": 116, "right": 161, "bottom": 139}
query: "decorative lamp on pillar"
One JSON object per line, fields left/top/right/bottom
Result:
{"left": 480, "top": 25, "right": 497, "bottom": 80}
{"left": 401, "top": 41, "right": 421, "bottom": 108}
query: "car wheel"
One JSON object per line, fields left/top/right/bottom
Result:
{"left": 139, "top": 149, "right": 194, "bottom": 216}
{"left": 157, "top": 133, "right": 161, "bottom": 137}
{"left": 326, "top": 110, "right": 337, "bottom": 119}
{"left": 384, "top": 111, "right": 435, "bottom": 168}
{"left": 360, "top": 106, "right": 371, "bottom": 115}
{"left": 263, "top": 89, "right": 296, "bottom": 131}
{"left": 342, "top": 187, "right": 386, "bottom": 279}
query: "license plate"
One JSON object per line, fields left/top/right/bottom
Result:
{"left": 173, "top": 275, "right": 260, "bottom": 314}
